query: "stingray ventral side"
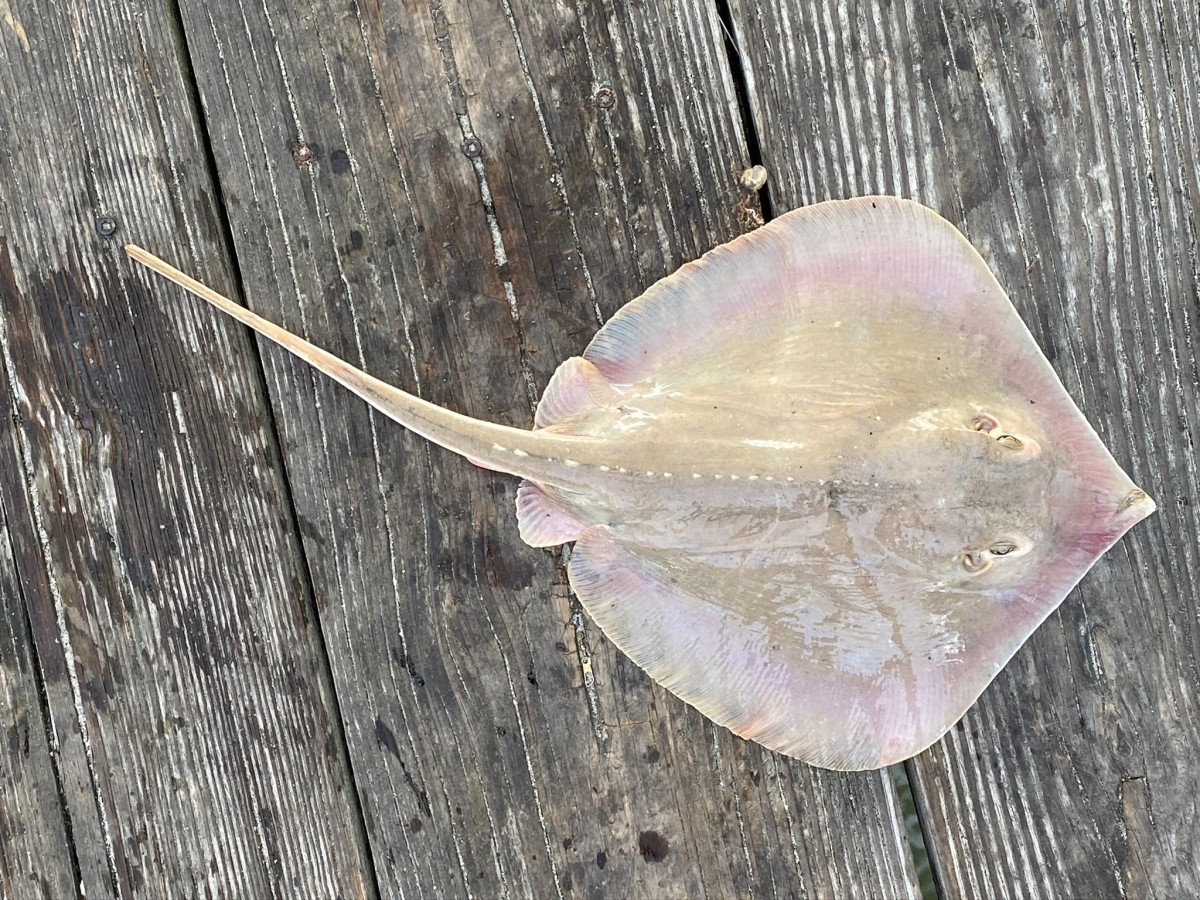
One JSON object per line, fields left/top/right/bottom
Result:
{"left": 125, "top": 196, "right": 1155, "bottom": 771}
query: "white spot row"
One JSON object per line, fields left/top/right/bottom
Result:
{"left": 489, "top": 444, "right": 799, "bottom": 483}
{"left": 614, "top": 471, "right": 801, "bottom": 482}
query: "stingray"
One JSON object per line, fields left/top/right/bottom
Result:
{"left": 125, "top": 197, "right": 1155, "bottom": 771}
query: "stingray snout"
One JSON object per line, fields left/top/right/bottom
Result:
{"left": 1075, "top": 484, "right": 1156, "bottom": 558}
{"left": 1114, "top": 487, "right": 1157, "bottom": 528}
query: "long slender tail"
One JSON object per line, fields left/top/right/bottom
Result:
{"left": 123, "top": 245, "right": 587, "bottom": 484}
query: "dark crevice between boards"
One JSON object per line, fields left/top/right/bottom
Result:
{"left": 893, "top": 761, "right": 937, "bottom": 899}
{"left": 163, "top": 5, "right": 383, "bottom": 897}
{"left": 714, "top": 0, "right": 774, "bottom": 222}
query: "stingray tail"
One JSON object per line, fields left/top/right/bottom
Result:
{"left": 124, "top": 245, "right": 585, "bottom": 483}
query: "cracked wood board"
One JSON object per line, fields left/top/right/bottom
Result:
{"left": 0, "top": 458, "right": 75, "bottom": 898}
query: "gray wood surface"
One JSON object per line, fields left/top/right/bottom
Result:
{"left": 0, "top": 0, "right": 1194, "bottom": 897}
{"left": 0, "top": 0, "right": 371, "bottom": 895}
{"left": 0, "top": 482, "right": 75, "bottom": 896}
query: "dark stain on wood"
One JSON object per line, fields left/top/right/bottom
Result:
{"left": 638, "top": 829, "right": 669, "bottom": 862}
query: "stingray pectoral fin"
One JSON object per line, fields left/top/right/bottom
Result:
{"left": 516, "top": 482, "right": 589, "bottom": 547}
{"left": 582, "top": 196, "right": 1001, "bottom": 386}
{"left": 567, "top": 526, "right": 997, "bottom": 771}
{"left": 534, "top": 356, "right": 624, "bottom": 430}
{"left": 576, "top": 197, "right": 1076, "bottom": 430}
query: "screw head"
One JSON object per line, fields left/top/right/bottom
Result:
{"left": 595, "top": 86, "right": 616, "bottom": 109}
{"left": 95, "top": 215, "right": 118, "bottom": 237}
{"left": 292, "top": 141, "right": 314, "bottom": 165}
{"left": 461, "top": 138, "right": 483, "bottom": 158}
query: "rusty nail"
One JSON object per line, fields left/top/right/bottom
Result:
{"left": 95, "top": 215, "right": 118, "bottom": 237}
{"left": 292, "top": 142, "right": 314, "bottom": 165}
{"left": 595, "top": 86, "right": 616, "bottom": 109}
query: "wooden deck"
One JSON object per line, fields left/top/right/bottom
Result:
{"left": 1, "top": 0, "right": 1196, "bottom": 896}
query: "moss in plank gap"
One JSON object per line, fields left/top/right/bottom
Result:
{"left": 890, "top": 762, "right": 935, "bottom": 899}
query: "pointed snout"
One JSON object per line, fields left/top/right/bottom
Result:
{"left": 1082, "top": 485, "right": 1156, "bottom": 555}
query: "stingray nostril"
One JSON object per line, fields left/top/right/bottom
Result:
{"left": 961, "top": 550, "right": 991, "bottom": 573}
{"left": 968, "top": 416, "right": 1032, "bottom": 455}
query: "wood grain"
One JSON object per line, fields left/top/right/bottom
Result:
{"left": 171, "top": 0, "right": 919, "bottom": 896}
{"left": 0, "top": 441, "right": 76, "bottom": 898}
{"left": 0, "top": 1, "right": 371, "bottom": 894}
{"left": 728, "top": 0, "right": 1200, "bottom": 895}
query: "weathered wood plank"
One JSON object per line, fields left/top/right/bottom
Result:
{"left": 0, "top": 1, "right": 372, "bottom": 895}
{"left": 728, "top": 0, "right": 1199, "bottom": 895}
{"left": 0, "top": 456, "right": 76, "bottom": 898}
{"left": 174, "top": 0, "right": 919, "bottom": 895}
